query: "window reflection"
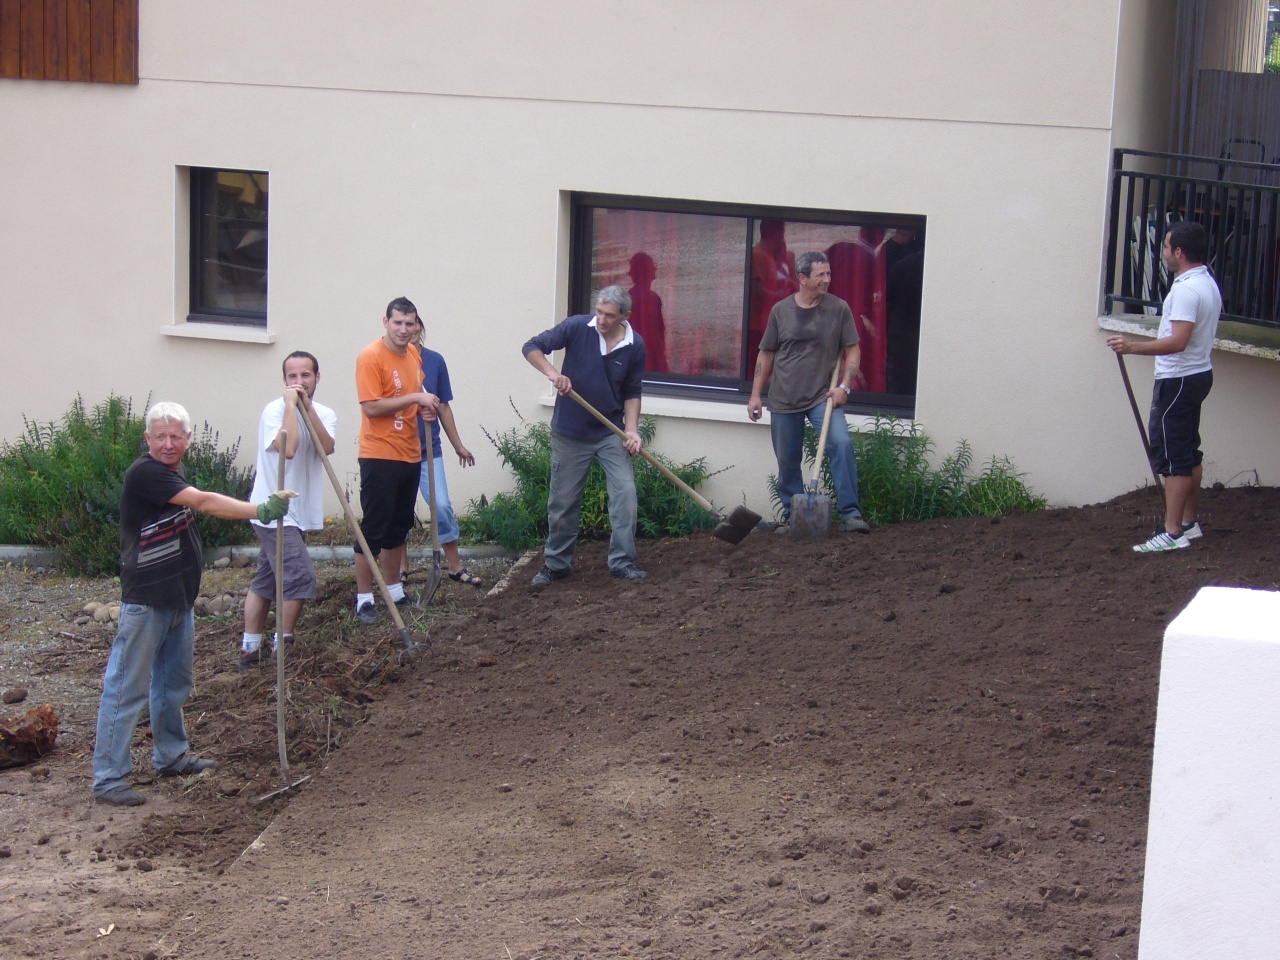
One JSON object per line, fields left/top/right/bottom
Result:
{"left": 590, "top": 208, "right": 746, "bottom": 381}
{"left": 191, "top": 169, "right": 268, "bottom": 324}
{"left": 577, "top": 199, "right": 924, "bottom": 408}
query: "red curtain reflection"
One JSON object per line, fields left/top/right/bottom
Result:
{"left": 591, "top": 209, "right": 746, "bottom": 378}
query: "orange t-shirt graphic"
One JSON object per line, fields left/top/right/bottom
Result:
{"left": 356, "top": 339, "right": 423, "bottom": 462}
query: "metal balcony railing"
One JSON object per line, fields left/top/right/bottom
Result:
{"left": 1104, "top": 148, "right": 1280, "bottom": 329}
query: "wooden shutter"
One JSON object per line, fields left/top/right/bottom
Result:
{"left": 0, "top": 0, "right": 136, "bottom": 83}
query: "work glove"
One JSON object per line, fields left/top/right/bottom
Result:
{"left": 256, "top": 489, "right": 298, "bottom": 524}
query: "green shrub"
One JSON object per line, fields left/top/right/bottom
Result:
{"left": 770, "top": 414, "right": 1046, "bottom": 524}
{"left": 459, "top": 415, "right": 718, "bottom": 549}
{"left": 0, "top": 395, "right": 255, "bottom": 575}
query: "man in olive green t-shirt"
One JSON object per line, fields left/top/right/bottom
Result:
{"left": 747, "top": 250, "right": 869, "bottom": 533}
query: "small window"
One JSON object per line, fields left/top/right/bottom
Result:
{"left": 570, "top": 194, "right": 924, "bottom": 413}
{"left": 188, "top": 169, "right": 269, "bottom": 326}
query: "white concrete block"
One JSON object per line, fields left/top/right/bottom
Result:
{"left": 1139, "top": 586, "right": 1280, "bottom": 960}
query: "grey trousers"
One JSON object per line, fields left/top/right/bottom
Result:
{"left": 544, "top": 431, "right": 638, "bottom": 574}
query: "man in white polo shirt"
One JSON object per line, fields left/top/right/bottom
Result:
{"left": 240, "top": 351, "right": 338, "bottom": 665}
{"left": 1108, "top": 220, "right": 1221, "bottom": 553}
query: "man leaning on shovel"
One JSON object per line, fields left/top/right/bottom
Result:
{"left": 748, "top": 249, "right": 871, "bottom": 534}
{"left": 238, "top": 351, "right": 338, "bottom": 668}
{"left": 92, "top": 401, "right": 292, "bottom": 806}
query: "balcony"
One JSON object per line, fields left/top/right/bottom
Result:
{"left": 1104, "top": 148, "right": 1280, "bottom": 334}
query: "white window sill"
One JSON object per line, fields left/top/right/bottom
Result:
{"left": 161, "top": 322, "right": 275, "bottom": 344}
{"left": 535, "top": 391, "right": 905, "bottom": 432}
{"left": 1098, "top": 314, "right": 1280, "bottom": 362}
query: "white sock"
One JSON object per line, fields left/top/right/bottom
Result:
{"left": 356, "top": 593, "right": 375, "bottom": 610}
{"left": 241, "top": 633, "right": 263, "bottom": 653}
{"left": 388, "top": 582, "right": 406, "bottom": 603}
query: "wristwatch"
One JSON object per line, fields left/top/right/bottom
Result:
{"left": 841, "top": 383, "right": 854, "bottom": 394}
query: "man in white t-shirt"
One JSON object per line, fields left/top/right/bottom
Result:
{"left": 239, "top": 352, "right": 339, "bottom": 665}
{"left": 1108, "top": 221, "right": 1221, "bottom": 553}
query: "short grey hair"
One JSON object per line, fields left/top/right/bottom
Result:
{"left": 795, "top": 251, "right": 830, "bottom": 279}
{"left": 145, "top": 401, "right": 192, "bottom": 434}
{"left": 595, "top": 284, "right": 632, "bottom": 315}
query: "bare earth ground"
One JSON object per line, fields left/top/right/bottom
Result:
{"left": 2, "top": 485, "right": 1278, "bottom": 960}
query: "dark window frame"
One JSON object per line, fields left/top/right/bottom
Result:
{"left": 569, "top": 192, "right": 925, "bottom": 415}
{"left": 188, "top": 167, "right": 269, "bottom": 328}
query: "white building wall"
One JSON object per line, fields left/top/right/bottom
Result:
{"left": 2, "top": 0, "right": 1277, "bottom": 522}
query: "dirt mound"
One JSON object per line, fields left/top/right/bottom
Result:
{"left": 2, "top": 485, "right": 1278, "bottom": 959}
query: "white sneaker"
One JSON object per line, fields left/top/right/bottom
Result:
{"left": 1181, "top": 521, "right": 1203, "bottom": 540}
{"left": 1133, "top": 530, "right": 1190, "bottom": 553}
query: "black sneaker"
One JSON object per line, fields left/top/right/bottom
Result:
{"left": 611, "top": 565, "right": 648, "bottom": 580}
{"left": 238, "top": 646, "right": 268, "bottom": 669}
{"left": 95, "top": 785, "right": 145, "bottom": 806}
{"left": 531, "top": 565, "right": 570, "bottom": 586}
{"left": 355, "top": 602, "right": 380, "bottom": 625}
{"left": 394, "top": 592, "right": 417, "bottom": 608}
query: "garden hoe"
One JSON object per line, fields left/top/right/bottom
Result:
{"left": 565, "top": 389, "right": 760, "bottom": 544}
{"left": 254, "top": 428, "right": 311, "bottom": 805}
{"left": 298, "top": 401, "right": 428, "bottom": 664}
{"left": 788, "top": 365, "right": 840, "bottom": 540}
{"left": 1115, "top": 352, "right": 1166, "bottom": 511}
{"left": 417, "top": 450, "right": 444, "bottom": 606}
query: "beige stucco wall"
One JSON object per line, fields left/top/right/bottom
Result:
{"left": 2, "top": 0, "right": 1278, "bottom": 530}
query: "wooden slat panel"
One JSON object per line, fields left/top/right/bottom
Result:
{"left": 0, "top": 0, "right": 22, "bottom": 79}
{"left": 43, "top": 0, "right": 66, "bottom": 80}
{"left": 88, "top": 0, "right": 109, "bottom": 81}
{"left": 111, "top": 0, "right": 133, "bottom": 83}
{"left": 65, "top": 0, "right": 88, "bottom": 80}
{"left": 18, "top": 0, "right": 42, "bottom": 79}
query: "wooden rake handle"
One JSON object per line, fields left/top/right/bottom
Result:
{"left": 274, "top": 429, "right": 290, "bottom": 784}
{"left": 297, "top": 398, "right": 409, "bottom": 634}
{"left": 808, "top": 365, "right": 842, "bottom": 494}
{"left": 564, "top": 389, "right": 717, "bottom": 515}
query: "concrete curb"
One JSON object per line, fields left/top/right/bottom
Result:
{"left": 0, "top": 543, "right": 519, "bottom": 568}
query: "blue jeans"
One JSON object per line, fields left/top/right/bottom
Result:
{"left": 544, "top": 431, "right": 638, "bottom": 574}
{"left": 416, "top": 454, "right": 460, "bottom": 544}
{"left": 771, "top": 403, "right": 862, "bottom": 521}
{"left": 92, "top": 604, "right": 196, "bottom": 796}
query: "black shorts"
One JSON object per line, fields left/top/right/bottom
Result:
{"left": 1148, "top": 371, "right": 1212, "bottom": 477}
{"left": 355, "top": 458, "right": 421, "bottom": 555}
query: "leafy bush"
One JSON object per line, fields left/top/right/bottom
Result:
{"left": 459, "top": 415, "right": 718, "bottom": 549}
{"left": 0, "top": 395, "right": 255, "bottom": 575}
{"left": 770, "top": 415, "right": 1046, "bottom": 525}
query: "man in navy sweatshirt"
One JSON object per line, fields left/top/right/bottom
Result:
{"left": 522, "top": 285, "right": 648, "bottom": 584}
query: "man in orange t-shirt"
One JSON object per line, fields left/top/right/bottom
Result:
{"left": 352, "top": 296, "right": 439, "bottom": 624}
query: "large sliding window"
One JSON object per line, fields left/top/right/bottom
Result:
{"left": 188, "top": 168, "right": 269, "bottom": 326}
{"left": 571, "top": 194, "right": 924, "bottom": 413}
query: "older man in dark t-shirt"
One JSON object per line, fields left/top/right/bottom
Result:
{"left": 92, "top": 402, "right": 290, "bottom": 806}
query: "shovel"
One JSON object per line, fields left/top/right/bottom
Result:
{"left": 417, "top": 448, "right": 444, "bottom": 606}
{"left": 788, "top": 365, "right": 841, "bottom": 540}
{"left": 565, "top": 388, "right": 760, "bottom": 544}
{"left": 297, "top": 399, "right": 427, "bottom": 663}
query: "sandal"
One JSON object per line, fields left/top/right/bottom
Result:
{"left": 449, "top": 568, "right": 484, "bottom": 588}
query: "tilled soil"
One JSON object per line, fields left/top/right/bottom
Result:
{"left": 2, "top": 485, "right": 1278, "bottom": 960}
